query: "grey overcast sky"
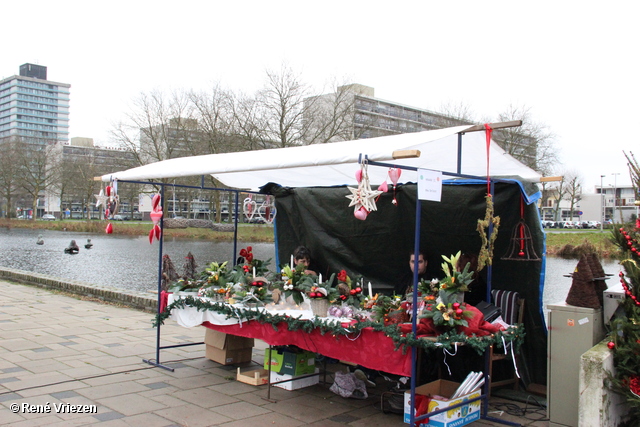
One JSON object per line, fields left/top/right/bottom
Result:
{"left": 3, "top": 0, "right": 638, "bottom": 192}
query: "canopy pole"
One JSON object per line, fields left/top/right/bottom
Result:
{"left": 409, "top": 198, "right": 422, "bottom": 426}
{"left": 143, "top": 184, "right": 175, "bottom": 371}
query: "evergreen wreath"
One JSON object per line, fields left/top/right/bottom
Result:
{"left": 155, "top": 296, "right": 524, "bottom": 355}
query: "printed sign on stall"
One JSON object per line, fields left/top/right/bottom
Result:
{"left": 417, "top": 169, "right": 443, "bottom": 202}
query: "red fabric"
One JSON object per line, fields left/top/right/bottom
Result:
{"left": 484, "top": 123, "right": 493, "bottom": 194}
{"left": 202, "top": 321, "right": 414, "bottom": 377}
{"left": 398, "top": 305, "right": 504, "bottom": 337}
{"left": 414, "top": 394, "right": 432, "bottom": 425}
{"left": 160, "top": 291, "right": 170, "bottom": 313}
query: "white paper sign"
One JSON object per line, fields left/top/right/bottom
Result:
{"left": 417, "top": 169, "right": 442, "bottom": 201}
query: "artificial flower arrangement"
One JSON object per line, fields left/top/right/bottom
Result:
{"left": 197, "top": 261, "right": 232, "bottom": 300}
{"left": 420, "top": 290, "right": 474, "bottom": 331}
{"left": 438, "top": 251, "right": 475, "bottom": 294}
{"left": 418, "top": 251, "right": 477, "bottom": 330}
{"left": 334, "top": 269, "right": 367, "bottom": 307}
{"left": 227, "top": 246, "right": 273, "bottom": 304}
{"left": 306, "top": 272, "right": 339, "bottom": 301}
{"left": 168, "top": 277, "right": 204, "bottom": 294}
{"left": 275, "top": 263, "right": 317, "bottom": 305}
{"left": 369, "top": 294, "right": 410, "bottom": 325}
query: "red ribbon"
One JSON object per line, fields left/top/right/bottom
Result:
{"left": 484, "top": 124, "right": 493, "bottom": 194}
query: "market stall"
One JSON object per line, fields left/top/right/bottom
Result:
{"left": 101, "top": 122, "right": 544, "bottom": 426}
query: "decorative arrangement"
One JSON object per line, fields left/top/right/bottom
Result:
{"left": 606, "top": 159, "right": 640, "bottom": 423}
{"left": 156, "top": 295, "right": 524, "bottom": 355}
{"left": 477, "top": 194, "right": 500, "bottom": 271}
{"left": 306, "top": 273, "right": 339, "bottom": 317}
{"left": 96, "top": 179, "right": 119, "bottom": 234}
{"left": 161, "top": 254, "right": 178, "bottom": 292}
{"left": 274, "top": 262, "right": 316, "bottom": 305}
{"left": 334, "top": 269, "right": 366, "bottom": 307}
{"left": 438, "top": 251, "right": 476, "bottom": 295}
{"left": 370, "top": 295, "right": 409, "bottom": 325}
{"left": 346, "top": 162, "right": 383, "bottom": 221}
{"left": 388, "top": 167, "right": 401, "bottom": 205}
{"left": 420, "top": 291, "right": 474, "bottom": 332}
{"left": 243, "top": 194, "right": 276, "bottom": 224}
{"left": 501, "top": 196, "right": 540, "bottom": 261}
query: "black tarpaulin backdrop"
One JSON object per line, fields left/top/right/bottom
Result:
{"left": 271, "top": 180, "right": 547, "bottom": 386}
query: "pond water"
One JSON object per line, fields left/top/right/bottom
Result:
{"left": 0, "top": 228, "right": 624, "bottom": 315}
{"left": 0, "top": 227, "right": 276, "bottom": 293}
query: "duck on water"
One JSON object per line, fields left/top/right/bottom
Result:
{"left": 64, "top": 240, "right": 80, "bottom": 254}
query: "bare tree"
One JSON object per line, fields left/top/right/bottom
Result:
{"left": 255, "top": 65, "right": 311, "bottom": 148}
{"left": 434, "top": 101, "right": 476, "bottom": 128}
{"left": 494, "top": 104, "right": 558, "bottom": 176}
{"left": 249, "top": 65, "right": 356, "bottom": 148}
{"left": 111, "top": 89, "right": 195, "bottom": 166}
{"left": 15, "top": 140, "right": 62, "bottom": 220}
{"left": 550, "top": 177, "right": 568, "bottom": 221}
{"left": 0, "top": 138, "right": 22, "bottom": 218}
{"left": 624, "top": 151, "right": 639, "bottom": 203}
{"left": 563, "top": 171, "right": 583, "bottom": 221}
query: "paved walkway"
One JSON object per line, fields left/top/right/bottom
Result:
{"left": 0, "top": 280, "right": 548, "bottom": 426}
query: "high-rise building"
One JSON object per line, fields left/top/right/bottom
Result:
{"left": 0, "top": 63, "right": 70, "bottom": 145}
{"left": 308, "top": 84, "right": 537, "bottom": 169}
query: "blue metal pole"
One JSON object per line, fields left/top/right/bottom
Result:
{"left": 409, "top": 197, "right": 422, "bottom": 426}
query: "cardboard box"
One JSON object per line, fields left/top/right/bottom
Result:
{"left": 204, "top": 329, "right": 254, "bottom": 365}
{"left": 205, "top": 344, "right": 253, "bottom": 365}
{"left": 205, "top": 329, "right": 254, "bottom": 349}
{"left": 263, "top": 347, "right": 316, "bottom": 376}
{"left": 270, "top": 369, "right": 320, "bottom": 390}
{"left": 403, "top": 380, "right": 481, "bottom": 426}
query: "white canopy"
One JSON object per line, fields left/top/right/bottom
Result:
{"left": 101, "top": 125, "right": 541, "bottom": 189}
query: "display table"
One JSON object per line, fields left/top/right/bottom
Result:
{"left": 167, "top": 294, "right": 414, "bottom": 376}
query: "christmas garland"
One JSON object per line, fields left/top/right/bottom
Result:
{"left": 608, "top": 225, "right": 640, "bottom": 425}
{"left": 155, "top": 296, "right": 524, "bottom": 355}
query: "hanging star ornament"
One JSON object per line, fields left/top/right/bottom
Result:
{"left": 95, "top": 189, "right": 109, "bottom": 208}
{"left": 346, "top": 164, "right": 383, "bottom": 218}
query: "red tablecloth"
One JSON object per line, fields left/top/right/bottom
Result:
{"left": 202, "top": 320, "right": 414, "bottom": 377}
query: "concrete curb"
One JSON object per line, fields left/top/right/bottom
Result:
{"left": 0, "top": 266, "right": 157, "bottom": 312}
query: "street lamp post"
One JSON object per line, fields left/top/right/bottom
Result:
{"left": 612, "top": 172, "right": 620, "bottom": 223}
{"left": 600, "top": 175, "right": 605, "bottom": 232}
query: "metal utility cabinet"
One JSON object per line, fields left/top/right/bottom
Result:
{"left": 547, "top": 303, "right": 605, "bottom": 427}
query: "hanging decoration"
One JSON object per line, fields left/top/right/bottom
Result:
{"left": 388, "top": 168, "right": 401, "bottom": 205}
{"left": 501, "top": 196, "right": 541, "bottom": 261}
{"left": 477, "top": 125, "right": 500, "bottom": 271}
{"left": 149, "top": 193, "right": 163, "bottom": 244}
{"left": 243, "top": 194, "right": 276, "bottom": 224}
{"left": 243, "top": 194, "right": 256, "bottom": 222}
{"left": 346, "top": 161, "right": 383, "bottom": 221}
{"left": 96, "top": 178, "right": 119, "bottom": 234}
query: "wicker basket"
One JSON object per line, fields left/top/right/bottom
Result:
{"left": 310, "top": 298, "right": 329, "bottom": 317}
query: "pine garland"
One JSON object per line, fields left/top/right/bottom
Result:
{"left": 155, "top": 296, "right": 524, "bottom": 355}
{"left": 477, "top": 194, "right": 500, "bottom": 271}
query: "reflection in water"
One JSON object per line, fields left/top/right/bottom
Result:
{"left": 0, "top": 228, "right": 624, "bottom": 309}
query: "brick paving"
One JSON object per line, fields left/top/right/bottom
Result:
{"left": 0, "top": 280, "right": 548, "bottom": 426}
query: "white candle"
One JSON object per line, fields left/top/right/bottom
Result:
{"left": 368, "top": 281, "right": 373, "bottom": 298}
{"left": 290, "top": 254, "right": 294, "bottom": 269}
{"left": 253, "top": 267, "right": 256, "bottom": 278}
{"left": 318, "top": 273, "right": 322, "bottom": 284}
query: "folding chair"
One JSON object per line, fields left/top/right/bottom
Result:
{"left": 488, "top": 290, "right": 525, "bottom": 394}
